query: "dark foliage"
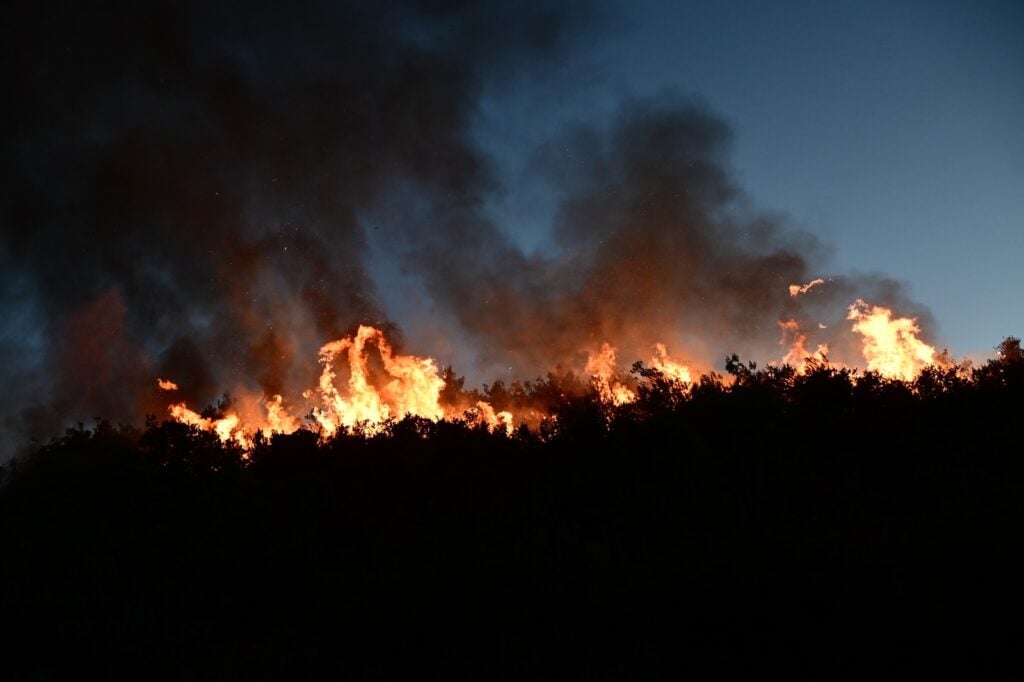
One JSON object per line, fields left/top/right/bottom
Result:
{"left": 1, "top": 343, "right": 1022, "bottom": 680}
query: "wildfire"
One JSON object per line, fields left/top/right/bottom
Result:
{"left": 308, "top": 325, "right": 447, "bottom": 435}
{"left": 168, "top": 402, "right": 251, "bottom": 448}
{"left": 468, "top": 401, "right": 514, "bottom": 435}
{"left": 847, "top": 300, "right": 942, "bottom": 381}
{"left": 264, "top": 394, "right": 302, "bottom": 436}
{"left": 585, "top": 341, "right": 694, "bottom": 405}
{"left": 650, "top": 343, "right": 692, "bottom": 384}
{"left": 585, "top": 342, "right": 637, "bottom": 405}
{"left": 778, "top": 319, "right": 830, "bottom": 374}
{"left": 161, "top": 325, "right": 514, "bottom": 445}
{"left": 157, "top": 300, "right": 949, "bottom": 446}
{"left": 789, "top": 278, "right": 825, "bottom": 297}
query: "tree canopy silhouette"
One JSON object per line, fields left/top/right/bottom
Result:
{"left": 1, "top": 345, "right": 1022, "bottom": 679}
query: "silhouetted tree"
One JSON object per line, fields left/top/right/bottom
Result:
{"left": 2, "top": 339, "right": 1023, "bottom": 679}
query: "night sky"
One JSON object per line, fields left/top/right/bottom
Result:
{"left": 2, "top": 0, "right": 1021, "bottom": 458}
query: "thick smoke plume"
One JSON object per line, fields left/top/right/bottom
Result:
{"left": 1, "top": 1, "right": 931, "bottom": 457}
{"left": 389, "top": 94, "right": 932, "bottom": 377}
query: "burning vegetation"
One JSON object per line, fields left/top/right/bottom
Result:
{"left": 3, "top": 334, "right": 1020, "bottom": 679}
{"left": 3, "top": 2, "right": 1020, "bottom": 678}
{"left": 153, "top": 283, "right": 956, "bottom": 447}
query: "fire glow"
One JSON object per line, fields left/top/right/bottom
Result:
{"left": 158, "top": 285, "right": 948, "bottom": 446}
{"left": 846, "top": 299, "right": 943, "bottom": 381}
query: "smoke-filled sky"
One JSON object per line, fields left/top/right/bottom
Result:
{"left": 2, "top": 0, "right": 1021, "bottom": 458}
{"left": 473, "top": 0, "right": 1024, "bottom": 350}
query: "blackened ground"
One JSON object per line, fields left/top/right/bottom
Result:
{"left": 1, "top": 346, "right": 1022, "bottom": 680}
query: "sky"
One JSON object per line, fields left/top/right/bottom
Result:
{"left": 1, "top": 0, "right": 1022, "bottom": 456}
{"left": 475, "top": 0, "right": 1024, "bottom": 356}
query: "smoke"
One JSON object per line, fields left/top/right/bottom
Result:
{"left": 0, "top": 0, "right": 593, "bottom": 455}
{"left": 380, "top": 93, "right": 931, "bottom": 376}
{"left": 0, "top": 1, "right": 932, "bottom": 457}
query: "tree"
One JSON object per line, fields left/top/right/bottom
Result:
{"left": 997, "top": 336, "right": 1022, "bottom": 363}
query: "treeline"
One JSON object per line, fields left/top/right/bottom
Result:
{"left": 0, "top": 339, "right": 1021, "bottom": 680}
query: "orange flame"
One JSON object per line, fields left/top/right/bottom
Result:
{"left": 467, "top": 401, "right": 514, "bottom": 434}
{"left": 157, "top": 301, "right": 951, "bottom": 446}
{"left": 585, "top": 342, "right": 636, "bottom": 405}
{"left": 168, "top": 402, "right": 251, "bottom": 448}
{"left": 263, "top": 394, "right": 302, "bottom": 437}
{"left": 847, "top": 300, "right": 941, "bottom": 380}
{"left": 163, "top": 390, "right": 301, "bottom": 445}
{"left": 650, "top": 342, "right": 692, "bottom": 384}
{"left": 308, "top": 325, "right": 447, "bottom": 435}
{"left": 160, "top": 326, "right": 519, "bottom": 445}
{"left": 586, "top": 341, "right": 693, "bottom": 404}
{"left": 789, "top": 278, "right": 825, "bottom": 297}
{"left": 778, "top": 319, "right": 830, "bottom": 374}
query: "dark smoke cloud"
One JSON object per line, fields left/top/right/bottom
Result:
{"left": 380, "top": 92, "right": 931, "bottom": 376}
{"left": 1, "top": 1, "right": 931, "bottom": 457}
{"left": 0, "top": 0, "right": 594, "bottom": 457}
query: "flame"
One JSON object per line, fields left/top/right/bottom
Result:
{"left": 467, "top": 401, "right": 514, "bottom": 434}
{"left": 162, "top": 387, "right": 300, "bottom": 445}
{"left": 585, "top": 342, "right": 636, "bottom": 405}
{"left": 160, "top": 326, "right": 520, "bottom": 444}
{"left": 585, "top": 341, "right": 693, "bottom": 404}
{"left": 789, "top": 278, "right": 825, "bottom": 297}
{"left": 262, "top": 394, "right": 302, "bottom": 437}
{"left": 156, "top": 301, "right": 952, "bottom": 446}
{"left": 168, "top": 402, "right": 251, "bottom": 448}
{"left": 309, "top": 325, "right": 446, "bottom": 435}
{"left": 650, "top": 342, "right": 692, "bottom": 384}
{"left": 778, "top": 319, "right": 830, "bottom": 374}
{"left": 847, "top": 300, "right": 940, "bottom": 380}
